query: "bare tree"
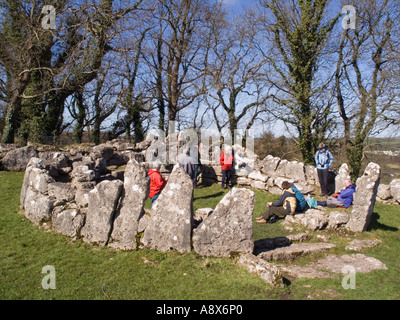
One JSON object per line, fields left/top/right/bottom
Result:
{"left": 335, "top": 0, "right": 400, "bottom": 178}
{"left": 148, "top": 0, "right": 221, "bottom": 135}
{"left": 206, "top": 8, "right": 272, "bottom": 143}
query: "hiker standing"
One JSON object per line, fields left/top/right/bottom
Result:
{"left": 314, "top": 143, "right": 334, "bottom": 196}
{"left": 219, "top": 146, "right": 234, "bottom": 189}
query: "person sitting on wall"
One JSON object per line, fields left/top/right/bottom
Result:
{"left": 290, "top": 183, "right": 309, "bottom": 212}
{"left": 256, "top": 181, "right": 297, "bottom": 223}
{"left": 148, "top": 162, "right": 167, "bottom": 207}
{"left": 317, "top": 179, "right": 356, "bottom": 208}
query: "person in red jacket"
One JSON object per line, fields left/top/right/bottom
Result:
{"left": 219, "top": 146, "right": 234, "bottom": 189}
{"left": 148, "top": 162, "right": 167, "bottom": 207}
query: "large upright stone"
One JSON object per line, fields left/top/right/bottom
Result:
{"left": 305, "top": 165, "right": 319, "bottom": 186}
{"left": 21, "top": 161, "right": 56, "bottom": 225}
{"left": 20, "top": 158, "right": 43, "bottom": 208}
{"left": 109, "top": 160, "right": 150, "bottom": 250}
{"left": 142, "top": 167, "right": 193, "bottom": 253}
{"left": 346, "top": 163, "right": 381, "bottom": 232}
{"left": 335, "top": 163, "right": 351, "bottom": 193}
{"left": 81, "top": 180, "right": 123, "bottom": 246}
{"left": 193, "top": 188, "right": 255, "bottom": 257}
{"left": 390, "top": 179, "right": 400, "bottom": 204}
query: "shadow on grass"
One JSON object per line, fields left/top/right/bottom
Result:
{"left": 369, "top": 212, "right": 398, "bottom": 232}
{"left": 195, "top": 191, "right": 225, "bottom": 201}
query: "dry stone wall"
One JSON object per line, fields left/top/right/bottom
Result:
{"left": 18, "top": 146, "right": 258, "bottom": 260}
{"left": 6, "top": 139, "right": 391, "bottom": 287}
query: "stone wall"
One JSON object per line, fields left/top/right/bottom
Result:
{"left": 2, "top": 140, "right": 400, "bottom": 205}
{"left": 19, "top": 150, "right": 256, "bottom": 258}
{"left": 13, "top": 141, "right": 389, "bottom": 287}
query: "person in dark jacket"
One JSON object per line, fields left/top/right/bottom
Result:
{"left": 192, "top": 145, "right": 201, "bottom": 189}
{"left": 318, "top": 179, "right": 356, "bottom": 208}
{"left": 256, "top": 181, "right": 297, "bottom": 223}
{"left": 178, "top": 148, "right": 195, "bottom": 180}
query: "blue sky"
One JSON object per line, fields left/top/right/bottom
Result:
{"left": 222, "top": 0, "right": 258, "bottom": 13}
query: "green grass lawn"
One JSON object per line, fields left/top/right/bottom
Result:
{"left": 1, "top": 171, "right": 400, "bottom": 300}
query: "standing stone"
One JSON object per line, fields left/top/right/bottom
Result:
{"left": 390, "top": 179, "right": 400, "bottom": 204}
{"left": 142, "top": 167, "right": 193, "bottom": 254}
{"left": 275, "top": 159, "right": 288, "bottom": 177}
{"left": 26, "top": 167, "right": 55, "bottom": 195}
{"left": 109, "top": 160, "right": 150, "bottom": 251}
{"left": 193, "top": 188, "right": 255, "bottom": 257}
{"left": 21, "top": 163, "right": 56, "bottom": 225}
{"left": 335, "top": 163, "right": 351, "bottom": 193}
{"left": 20, "top": 158, "right": 43, "bottom": 208}
{"left": 346, "top": 163, "right": 381, "bottom": 232}
{"left": 81, "top": 180, "right": 123, "bottom": 246}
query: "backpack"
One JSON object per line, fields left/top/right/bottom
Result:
{"left": 291, "top": 186, "right": 309, "bottom": 212}
{"left": 306, "top": 197, "right": 318, "bottom": 209}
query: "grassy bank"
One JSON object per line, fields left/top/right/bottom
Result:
{"left": 1, "top": 171, "right": 399, "bottom": 300}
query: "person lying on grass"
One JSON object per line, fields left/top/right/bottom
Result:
{"left": 317, "top": 179, "right": 356, "bottom": 209}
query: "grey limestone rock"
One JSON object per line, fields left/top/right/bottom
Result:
{"left": 237, "top": 253, "right": 284, "bottom": 287}
{"left": 52, "top": 207, "right": 85, "bottom": 238}
{"left": 2, "top": 146, "right": 38, "bottom": 171}
{"left": 142, "top": 167, "right": 193, "bottom": 253}
{"left": 311, "top": 254, "right": 387, "bottom": 274}
{"left": 193, "top": 188, "right": 255, "bottom": 257}
{"left": 81, "top": 180, "right": 123, "bottom": 246}
{"left": 390, "top": 179, "right": 400, "bottom": 204}
{"left": 109, "top": 160, "right": 150, "bottom": 250}
{"left": 259, "top": 243, "right": 336, "bottom": 262}
{"left": 347, "top": 163, "right": 381, "bottom": 232}
{"left": 335, "top": 163, "right": 351, "bottom": 193}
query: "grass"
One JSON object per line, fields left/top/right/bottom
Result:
{"left": 1, "top": 171, "right": 400, "bottom": 300}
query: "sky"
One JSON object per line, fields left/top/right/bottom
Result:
{"left": 221, "top": 0, "right": 259, "bottom": 14}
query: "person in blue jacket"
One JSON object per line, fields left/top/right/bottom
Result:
{"left": 318, "top": 179, "right": 356, "bottom": 208}
{"left": 315, "top": 143, "right": 334, "bottom": 196}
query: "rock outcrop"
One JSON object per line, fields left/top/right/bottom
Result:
{"left": 347, "top": 163, "right": 381, "bottom": 232}
{"left": 193, "top": 188, "right": 255, "bottom": 257}
{"left": 81, "top": 180, "right": 124, "bottom": 246}
{"left": 109, "top": 160, "right": 150, "bottom": 250}
{"left": 142, "top": 167, "right": 194, "bottom": 253}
